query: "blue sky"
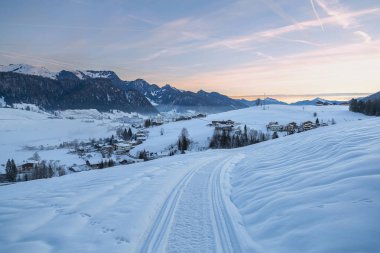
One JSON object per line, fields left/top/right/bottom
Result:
{"left": 0, "top": 0, "right": 379, "bottom": 99}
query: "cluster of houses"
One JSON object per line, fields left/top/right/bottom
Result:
{"left": 210, "top": 120, "right": 236, "bottom": 130}
{"left": 209, "top": 120, "right": 248, "bottom": 137}
{"left": 77, "top": 129, "right": 149, "bottom": 157}
{"left": 266, "top": 120, "right": 328, "bottom": 134}
{"left": 174, "top": 113, "right": 207, "bottom": 122}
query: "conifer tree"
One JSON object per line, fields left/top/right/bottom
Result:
{"left": 6, "top": 159, "right": 18, "bottom": 182}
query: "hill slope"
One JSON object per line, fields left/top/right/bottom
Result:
{"left": 0, "top": 64, "right": 248, "bottom": 114}
{"left": 361, "top": 91, "right": 380, "bottom": 102}
{"left": 0, "top": 72, "right": 157, "bottom": 114}
{"left": 0, "top": 113, "right": 378, "bottom": 252}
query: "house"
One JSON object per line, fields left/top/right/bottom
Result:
{"left": 211, "top": 120, "right": 235, "bottom": 126}
{"left": 269, "top": 124, "right": 282, "bottom": 132}
{"left": 194, "top": 113, "right": 206, "bottom": 118}
{"left": 18, "top": 160, "right": 39, "bottom": 172}
{"left": 128, "top": 140, "right": 138, "bottom": 146}
{"left": 303, "top": 121, "right": 313, "bottom": 131}
{"left": 115, "top": 143, "right": 132, "bottom": 154}
{"left": 100, "top": 145, "right": 114, "bottom": 155}
{"left": 266, "top": 122, "right": 283, "bottom": 131}
{"left": 285, "top": 122, "right": 298, "bottom": 133}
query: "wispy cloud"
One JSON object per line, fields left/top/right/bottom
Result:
{"left": 201, "top": 8, "right": 379, "bottom": 50}
{"left": 310, "top": 0, "right": 325, "bottom": 31}
{"left": 255, "top": 52, "right": 274, "bottom": 60}
{"left": 140, "top": 49, "right": 169, "bottom": 61}
{"left": 314, "top": 0, "right": 353, "bottom": 28}
{"left": 260, "top": 0, "right": 299, "bottom": 26}
{"left": 176, "top": 40, "right": 380, "bottom": 94}
{"left": 354, "top": 31, "right": 372, "bottom": 43}
{"left": 127, "top": 14, "right": 157, "bottom": 26}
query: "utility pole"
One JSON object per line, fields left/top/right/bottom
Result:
{"left": 263, "top": 93, "right": 266, "bottom": 110}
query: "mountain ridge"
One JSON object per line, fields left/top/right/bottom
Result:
{"left": 0, "top": 63, "right": 248, "bottom": 113}
{"left": 0, "top": 71, "right": 158, "bottom": 114}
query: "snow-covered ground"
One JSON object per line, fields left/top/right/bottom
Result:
{"left": 0, "top": 108, "right": 139, "bottom": 172}
{"left": 131, "top": 105, "right": 368, "bottom": 155}
{"left": 0, "top": 112, "right": 379, "bottom": 252}
{"left": 0, "top": 105, "right": 367, "bottom": 173}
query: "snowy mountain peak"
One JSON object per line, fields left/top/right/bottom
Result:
{"left": 0, "top": 64, "right": 123, "bottom": 81}
{"left": 162, "top": 84, "right": 184, "bottom": 92}
{"left": 291, "top": 97, "right": 345, "bottom": 105}
{"left": 239, "top": 97, "right": 287, "bottom": 106}
{"left": 72, "top": 70, "right": 120, "bottom": 80}
{"left": 0, "top": 63, "right": 58, "bottom": 79}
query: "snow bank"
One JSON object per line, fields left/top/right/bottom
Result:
{"left": 0, "top": 112, "right": 378, "bottom": 252}
{"left": 230, "top": 117, "right": 380, "bottom": 252}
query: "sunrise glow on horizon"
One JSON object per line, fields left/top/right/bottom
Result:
{"left": 0, "top": 0, "right": 379, "bottom": 99}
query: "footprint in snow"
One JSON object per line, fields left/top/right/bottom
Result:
{"left": 80, "top": 212, "right": 92, "bottom": 218}
{"left": 115, "top": 236, "right": 129, "bottom": 244}
{"left": 102, "top": 227, "right": 115, "bottom": 233}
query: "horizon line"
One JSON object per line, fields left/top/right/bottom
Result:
{"left": 230, "top": 92, "right": 371, "bottom": 99}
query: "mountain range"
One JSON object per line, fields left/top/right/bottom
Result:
{"left": 1, "top": 63, "right": 372, "bottom": 114}
{"left": 238, "top": 97, "right": 287, "bottom": 106}
{"left": 290, "top": 97, "right": 346, "bottom": 106}
{"left": 0, "top": 64, "right": 248, "bottom": 114}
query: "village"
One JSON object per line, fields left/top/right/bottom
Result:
{"left": 8, "top": 112, "right": 208, "bottom": 182}
{"left": 265, "top": 117, "right": 333, "bottom": 134}
{"left": 5, "top": 111, "right": 336, "bottom": 183}
{"left": 208, "top": 116, "right": 335, "bottom": 149}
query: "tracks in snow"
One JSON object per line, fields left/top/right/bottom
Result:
{"left": 137, "top": 154, "right": 245, "bottom": 253}
{"left": 210, "top": 155, "right": 244, "bottom": 253}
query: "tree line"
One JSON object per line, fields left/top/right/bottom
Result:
{"left": 209, "top": 125, "right": 272, "bottom": 149}
{"left": 5, "top": 159, "right": 67, "bottom": 182}
{"left": 349, "top": 98, "right": 380, "bottom": 116}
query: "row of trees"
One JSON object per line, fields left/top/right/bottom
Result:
{"left": 5, "top": 159, "right": 17, "bottom": 181}
{"left": 30, "top": 162, "right": 55, "bottom": 180}
{"left": 116, "top": 127, "right": 133, "bottom": 141}
{"left": 5, "top": 159, "right": 67, "bottom": 182}
{"left": 349, "top": 99, "right": 380, "bottom": 116}
{"left": 178, "top": 128, "right": 190, "bottom": 153}
{"left": 209, "top": 125, "right": 271, "bottom": 149}
{"left": 97, "top": 159, "right": 115, "bottom": 169}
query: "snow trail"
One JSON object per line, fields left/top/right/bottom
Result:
{"left": 138, "top": 154, "right": 244, "bottom": 253}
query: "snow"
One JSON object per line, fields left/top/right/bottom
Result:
{"left": 0, "top": 105, "right": 366, "bottom": 174}
{"left": 0, "top": 108, "right": 127, "bottom": 172}
{"left": 229, "top": 118, "right": 380, "bottom": 252}
{"left": 12, "top": 103, "right": 44, "bottom": 113}
{"left": 0, "top": 64, "right": 57, "bottom": 79}
{"left": 146, "top": 97, "right": 159, "bottom": 106}
{"left": 0, "top": 64, "right": 114, "bottom": 81}
{"left": 131, "top": 105, "right": 368, "bottom": 156}
{"left": 73, "top": 70, "right": 112, "bottom": 80}
{"left": 0, "top": 96, "right": 6, "bottom": 107}
{"left": 0, "top": 107, "right": 379, "bottom": 252}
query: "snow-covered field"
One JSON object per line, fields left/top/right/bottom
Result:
{"left": 131, "top": 105, "right": 368, "bottom": 155}
{"left": 0, "top": 108, "right": 144, "bottom": 172}
{"left": 0, "top": 108, "right": 379, "bottom": 252}
{"left": 1, "top": 105, "right": 366, "bottom": 173}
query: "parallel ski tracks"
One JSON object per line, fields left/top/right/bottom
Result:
{"left": 138, "top": 154, "right": 244, "bottom": 253}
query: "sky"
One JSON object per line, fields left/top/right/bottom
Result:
{"left": 0, "top": 0, "right": 379, "bottom": 101}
